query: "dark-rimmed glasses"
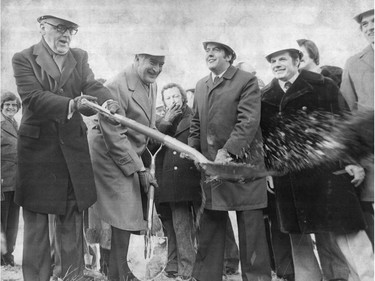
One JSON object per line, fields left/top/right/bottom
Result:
{"left": 44, "top": 22, "right": 78, "bottom": 35}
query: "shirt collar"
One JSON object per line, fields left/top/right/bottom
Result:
{"left": 278, "top": 72, "right": 299, "bottom": 92}
{"left": 211, "top": 67, "right": 229, "bottom": 81}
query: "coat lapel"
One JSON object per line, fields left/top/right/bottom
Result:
{"left": 1, "top": 114, "right": 18, "bottom": 138}
{"left": 59, "top": 51, "right": 77, "bottom": 88}
{"left": 34, "top": 41, "right": 60, "bottom": 82}
{"left": 174, "top": 107, "right": 192, "bottom": 136}
{"left": 127, "top": 67, "right": 152, "bottom": 121}
{"left": 359, "top": 45, "right": 374, "bottom": 70}
{"left": 205, "top": 65, "right": 238, "bottom": 96}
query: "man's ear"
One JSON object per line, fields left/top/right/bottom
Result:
{"left": 40, "top": 23, "right": 46, "bottom": 35}
{"left": 225, "top": 54, "right": 233, "bottom": 63}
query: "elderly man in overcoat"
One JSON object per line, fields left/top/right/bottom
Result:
{"left": 11, "top": 15, "right": 119, "bottom": 281}
{"left": 88, "top": 47, "right": 165, "bottom": 281}
{"left": 261, "top": 44, "right": 368, "bottom": 281}
{"left": 188, "top": 40, "right": 271, "bottom": 281}
{"left": 341, "top": 7, "right": 374, "bottom": 247}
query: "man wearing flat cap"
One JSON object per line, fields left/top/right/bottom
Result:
{"left": 261, "top": 44, "right": 368, "bottom": 281}
{"left": 11, "top": 14, "right": 120, "bottom": 281}
{"left": 188, "top": 40, "right": 271, "bottom": 281}
{"left": 87, "top": 46, "right": 165, "bottom": 281}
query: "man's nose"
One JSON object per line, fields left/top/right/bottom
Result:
{"left": 152, "top": 65, "right": 161, "bottom": 73}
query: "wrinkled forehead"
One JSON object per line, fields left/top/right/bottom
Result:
{"left": 163, "top": 87, "right": 181, "bottom": 97}
{"left": 205, "top": 42, "right": 224, "bottom": 50}
{"left": 270, "top": 51, "right": 292, "bottom": 61}
{"left": 361, "top": 13, "right": 374, "bottom": 24}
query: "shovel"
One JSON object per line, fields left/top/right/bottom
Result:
{"left": 82, "top": 99, "right": 270, "bottom": 181}
{"left": 127, "top": 145, "right": 168, "bottom": 281}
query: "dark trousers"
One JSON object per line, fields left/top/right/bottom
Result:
{"left": 1, "top": 191, "right": 20, "bottom": 261}
{"left": 193, "top": 209, "right": 271, "bottom": 281}
{"left": 361, "top": 201, "right": 374, "bottom": 249}
{"left": 224, "top": 217, "right": 239, "bottom": 272}
{"left": 22, "top": 200, "right": 84, "bottom": 281}
{"left": 108, "top": 226, "right": 133, "bottom": 281}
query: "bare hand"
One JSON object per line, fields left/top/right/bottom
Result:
{"left": 73, "top": 95, "right": 98, "bottom": 116}
{"left": 345, "top": 164, "right": 365, "bottom": 187}
{"left": 164, "top": 103, "right": 182, "bottom": 123}
{"left": 214, "top": 148, "right": 233, "bottom": 163}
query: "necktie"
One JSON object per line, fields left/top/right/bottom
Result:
{"left": 284, "top": 81, "right": 292, "bottom": 91}
{"left": 213, "top": 76, "right": 220, "bottom": 84}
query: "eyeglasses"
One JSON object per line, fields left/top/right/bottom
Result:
{"left": 44, "top": 22, "right": 78, "bottom": 35}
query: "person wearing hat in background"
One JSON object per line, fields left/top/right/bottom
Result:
{"left": 11, "top": 14, "right": 120, "bottom": 281}
{"left": 261, "top": 44, "right": 368, "bottom": 281}
{"left": 340, "top": 4, "right": 374, "bottom": 247}
{"left": 1, "top": 91, "right": 21, "bottom": 267}
{"left": 87, "top": 46, "right": 165, "bottom": 281}
{"left": 188, "top": 40, "right": 271, "bottom": 281}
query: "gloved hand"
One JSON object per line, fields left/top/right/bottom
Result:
{"left": 214, "top": 148, "right": 233, "bottom": 163}
{"left": 345, "top": 164, "right": 365, "bottom": 187}
{"left": 73, "top": 95, "right": 98, "bottom": 116}
{"left": 138, "top": 169, "right": 158, "bottom": 194}
{"left": 163, "top": 103, "right": 182, "bottom": 123}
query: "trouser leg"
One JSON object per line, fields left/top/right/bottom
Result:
{"left": 237, "top": 209, "right": 272, "bottom": 281}
{"left": 192, "top": 209, "right": 226, "bottom": 281}
{"left": 224, "top": 216, "right": 239, "bottom": 273}
{"left": 22, "top": 208, "right": 51, "bottom": 281}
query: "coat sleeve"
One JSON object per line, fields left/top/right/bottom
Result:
{"left": 80, "top": 51, "right": 113, "bottom": 105}
{"left": 98, "top": 80, "right": 144, "bottom": 177}
{"left": 223, "top": 75, "right": 261, "bottom": 157}
{"left": 340, "top": 58, "right": 358, "bottom": 111}
{"left": 12, "top": 52, "right": 71, "bottom": 122}
{"left": 188, "top": 88, "right": 201, "bottom": 151}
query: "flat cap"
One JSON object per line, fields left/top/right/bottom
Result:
{"left": 37, "top": 15, "right": 79, "bottom": 28}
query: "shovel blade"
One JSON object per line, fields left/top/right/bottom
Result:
{"left": 128, "top": 234, "right": 168, "bottom": 281}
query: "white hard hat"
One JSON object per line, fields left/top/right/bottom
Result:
{"left": 264, "top": 42, "right": 302, "bottom": 62}
{"left": 202, "top": 40, "right": 237, "bottom": 61}
{"left": 353, "top": 1, "right": 374, "bottom": 23}
{"left": 135, "top": 38, "right": 169, "bottom": 57}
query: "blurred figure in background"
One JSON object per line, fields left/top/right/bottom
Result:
{"left": 185, "top": 88, "right": 195, "bottom": 109}
{"left": 1, "top": 91, "right": 21, "bottom": 267}
{"left": 235, "top": 61, "right": 266, "bottom": 88}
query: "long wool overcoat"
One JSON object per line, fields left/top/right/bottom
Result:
{"left": 188, "top": 65, "right": 267, "bottom": 211}
{"left": 88, "top": 65, "right": 157, "bottom": 231}
{"left": 12, "top": 39, "right": 112, "bottom": 214}
{"left": 261, "top": 69, "right": 366, "bottom": 234}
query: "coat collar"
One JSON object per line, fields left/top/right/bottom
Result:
{"left": 1, "top": 113, "right": 18, "bottom": 138}
{"left": 204, "top": 65, "right": 238, "bottom": 92}
{"left": 126, "top": 65, "right": 156, "bottom": 121}
{"left": 174, "top": 106, "right": 193, "bottom": 136}
{"left": 262, "top": 70, "right": 316, "bottom": 110}
{"left": 33, "top": 39, "right": 77, "bottom": 88}
{"left": 358, "top": 45, "right": 374, "bottom": 70}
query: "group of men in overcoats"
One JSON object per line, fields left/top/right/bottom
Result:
{"left": 7, "top": 4, "right": 374, "bottom": 281}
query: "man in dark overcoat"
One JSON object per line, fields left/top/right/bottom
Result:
{"left": 188, "top": 40, "right": 271, "bottom": 281}
{"left": 11, "top": 14, "right": 119, "bottom": 281}
{"left": 261, "top": 44, "right": 367, "bottom": 281}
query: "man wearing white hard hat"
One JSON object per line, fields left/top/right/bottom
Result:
{"left": 11, "top": 14, "right": 120, "bottom": 281}
{"left": 87, "top": 46, "right": 165, "bottom": 281}
{"left": 188, "top": 40, "right": 271, "bottom": 281}
{"left": 261, "top": 45, "right": 368, "bottom": 281}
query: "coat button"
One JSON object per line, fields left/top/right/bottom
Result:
{"left": 302, "top": 106, "right": 307, "bottom": 111}
{"left": 174, "top": 166, "right": 178, "bottom": 170}
{"left": 58, "top": 89, "right": 64, "bottom": 94}
{"left": 173, "top": 151, "right": 177, "bottom": 155}
{"left": 60, "top": 139, "right": 64, "bottom": 145}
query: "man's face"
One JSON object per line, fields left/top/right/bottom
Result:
{"left": 299, "top": 46, "right": 315, "bottom": 71}
{"left": 270, "top": 51, "right": 299, "bottom": 82}
{"left": 135, "top": 55, "right": 165, "bottom": 85}
{"left": 41, "top": 18, "right": 75, "bottom": 55}
{"left": 361, "top": 14, "right": 374, "bottom": 44}
{"left": 205, "top": 43, "right": 231, "bottom": 74}
{"left": 163, "top": 87, "right": 183, "bottom": 109}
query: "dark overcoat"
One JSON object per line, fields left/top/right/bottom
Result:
{"left": 12, "top": 39, "right": 112, "bottom": 214}
{"left": 155, "top": 106, "right": 201, "bottom": 203}
{"left": 1, "top": 114, "right": 18, "bottom": 192}
{"left": 188, "top": 65, "right": 267, "bottom": 211}
{"left": 261, "top": 69, "right": 366, "bottom": 234}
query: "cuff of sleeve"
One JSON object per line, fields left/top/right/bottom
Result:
{"left": 67, "top": 100, "right": 75, "bottom": 120}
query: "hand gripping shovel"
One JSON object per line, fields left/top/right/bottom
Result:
{"left": 82, "top": 99, "right": 269, "bottom": 182}
{"left": 127, "top": 145, "right": 168, "bottom": 280}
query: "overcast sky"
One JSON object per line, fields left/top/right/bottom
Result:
{"left": 1, "top": 0, "right": 372, "bottom": 115}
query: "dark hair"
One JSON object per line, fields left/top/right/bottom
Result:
{"left": 297, "top": 39, "right": 320, "bottom": 65}
{"left": 1, "top": 91, "right": 21, "bottom": 110}
{"left": 161, "top": 83, "right": 187, "bottom": 106}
